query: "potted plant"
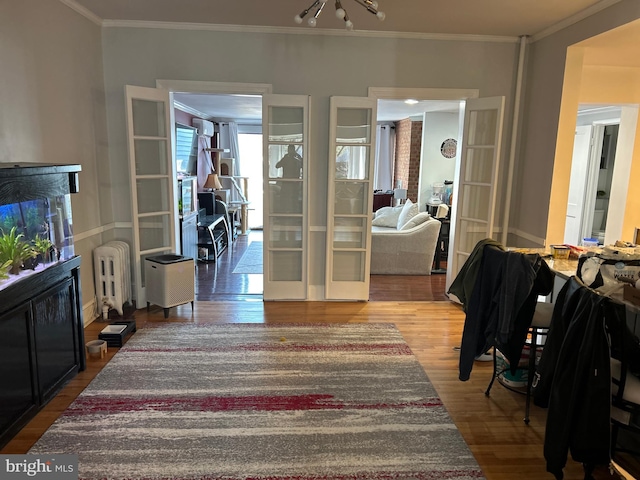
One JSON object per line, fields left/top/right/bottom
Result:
{"left": 0, "top": 227, "right": 36, "bottom": 274}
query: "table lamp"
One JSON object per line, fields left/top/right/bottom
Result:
{"left": 203, "top": 173, "right": 223, "bottom": 191}
{"left": 393, "top": 188, "right": 407, "bottom": 206}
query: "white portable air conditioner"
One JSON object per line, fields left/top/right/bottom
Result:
{"left": 192, "top": 118, "right": 214, "bottom": 137}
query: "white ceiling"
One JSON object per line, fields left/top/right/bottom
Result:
{"left": 64, "top": 0, "right": 625, "bottom": 123}
{"left": 173, "top": 93, "right": 461, "bottom": 124}
{"left": 68, "top": 0, "right": 612, "bottom": 37}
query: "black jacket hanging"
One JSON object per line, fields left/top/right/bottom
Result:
{"left": 537, "top": 277, "right": 612, "bottom": 479}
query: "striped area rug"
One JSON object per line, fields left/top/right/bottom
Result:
{"left": 30, "top": 323, "right": 485, "bottom": 480}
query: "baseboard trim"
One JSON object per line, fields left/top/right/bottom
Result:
{"left": 308, "top": 284, "right": 325, "bottom": 301}
{"left": 83, "top": 298, "right": 98, "bottom": 327}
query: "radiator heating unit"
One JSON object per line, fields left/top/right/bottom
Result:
{"left": 93, "top": 241, "right": 132, "bottom": 316}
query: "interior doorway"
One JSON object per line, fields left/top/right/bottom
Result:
{"left": 156, "top": 80, "right": 271, "bottom": 300}
{"left": 564, "top": 106, "right": 624, "bottom": 246}
{"left": 367, "top": 87, "right": 480, "bottom": 300}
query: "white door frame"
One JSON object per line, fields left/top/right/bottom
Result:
{"left": 154, "top": 80, "right": 273, "bottom": 277}
{"left": 325, "top": 96, "right": 378, "bottom": 300}
{"left": 368, "top": 87, "right": 480, "bottom": 102}
{"left": 368, "top": 87, "right": 480, "bottom": 291}
{"left": 564, "top": 125, "right": 593, "bottom": 245}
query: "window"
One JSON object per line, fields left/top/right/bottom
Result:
{"left": 238, "top": 133, "right": 264, "bottom": 229}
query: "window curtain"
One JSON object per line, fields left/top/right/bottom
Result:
{"left": 219, "top": 122, "right": 240, "bottom": 176}
{"left": 336, "top": 146, "right": 368, "bottom": 180}
{"left": 196, "top": 135, "right": 213, "bottom": 192}
{"left": 374, "top": 124, "right": 395, "bottom": 191}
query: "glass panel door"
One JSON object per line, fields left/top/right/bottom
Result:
{"left": 447, "top": 96, "right": 505, "bottom": 291}
{"left": 262, "top": 95, "right": 309, "bottom": 300}
{"left": 326, "top": 97, "right": 377, "bottom": 300}
{"left": 125, "top": 85, "right": 176, "bottom": 306}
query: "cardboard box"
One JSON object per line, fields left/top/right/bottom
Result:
{"left": 550, "top": 245, "right": 570, "bottom": 259}
{"left": 623, "top": 284, "right": 640, "bottom": 306}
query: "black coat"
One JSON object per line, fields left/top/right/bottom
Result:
{"left": 458, "top": 245, "right": 554, "bottom": 381}
{"left": 534, "top": 277, "right": 612, "bottom": 479}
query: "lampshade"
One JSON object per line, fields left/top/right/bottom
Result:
{"left": 203, "top": 173, "right": 222, "bottom": 190}
{"left": 393, "top": 188, "right": 407, "bottom": 200}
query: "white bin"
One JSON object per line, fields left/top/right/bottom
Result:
{"left": 145, "top": 254, "right": 195, "bottom": 318}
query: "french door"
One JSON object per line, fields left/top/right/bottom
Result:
{"left": 125, "top": 85, "right": 177, "bottom": 307}
{"left": 262, "top": 95, "right": 310, "bottom": 300}
{"left": 447, "top": 96, "right": 505, "bottom": 289}
{"left": 564, "top": 125, "right": 593, "bottom": 244}
{"left": 325, "top": 96, "right": 377, "bottom": 300}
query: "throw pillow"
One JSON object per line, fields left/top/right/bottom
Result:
{"left": 396, "top": 199, "right": 418, "bottom": 230}
{"left": 400, "top": 212, "right": 431, "bottom": 230}
{"left": 372, "top": 205, "right": 403, "bottom": 227}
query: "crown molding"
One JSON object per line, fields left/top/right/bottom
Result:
{"left": 101, "top": 19, "right": 520, "bottom": 44}
{"left": 156, "top": 80, "right": 272, "bottom": 95}
{"left": 173, "top": 101, "right": 211, "bottom": 121}
{"left": 530, "top": 0, "right": 623, "bottom": 43}
{"left": 58, "top": 0, "right": 102, "bottom": 26}
{"left": 368, "top": 87, "right": 479, "bottom": 101}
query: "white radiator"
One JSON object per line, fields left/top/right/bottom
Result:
{"left": 93, "top": 241, "right": 131, "bottom": 316}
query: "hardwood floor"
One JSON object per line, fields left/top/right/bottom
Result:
{"left": 196, "top": 230, "right": 447, "bottom": 302}
{"left": 196, "top": 230, "right": 263, "bottom": 301}
{"left": 2, "top": 297, "right": 634, "bottom": 479}
{"left": 1, "top": 237, "right": 635, "bottom": 478}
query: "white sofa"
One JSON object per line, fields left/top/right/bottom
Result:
{"left": 370, "top": 201, "right": 441, "bottom": 275}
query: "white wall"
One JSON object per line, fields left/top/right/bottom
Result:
{"left": 0, "top": 0, "right": 110, "bottom": 320}
{"left": 100, "top": 27, "right": 519, "bottom": 298}
{"left": 418, "top": 112, "right": 459, "bottom": 210}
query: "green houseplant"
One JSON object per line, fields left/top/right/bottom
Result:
{"left": 0, "top": 260, "right": 10, "bottom": 280}
{"left": 0, "top": 227, "right": 36, "bottom": 274}
{"left": 32, "top": 234, "right": 54, "bottom": 263}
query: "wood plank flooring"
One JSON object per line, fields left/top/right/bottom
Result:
{"left": 1, "top": 234, "right": 636, "bottom": 478}
{"left": 2, "top": 298, "right": 635, "bottom": 479}
{"left": 196, "top": 230, "right": 447, "bottom": 302}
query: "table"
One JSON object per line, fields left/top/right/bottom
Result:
{"left": 197, "top": 214, "right": 229, "bottom": 261}
{"left": 228, "top": 201, "right": 250, "bottom": 235}
{"left": 432, "top": 219, "right": 450, "bottom": 274}
{"left": 373, "top": 192, "right": 394, "bottom": 211}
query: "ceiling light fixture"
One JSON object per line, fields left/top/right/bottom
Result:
{"left": 404, "top": 99, "right": 419, "bottom": 105}
{"left": 294, "top": 0, "right": 385, "bottom": 31}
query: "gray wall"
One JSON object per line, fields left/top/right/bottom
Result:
{"left": 512, "top": 0, "right": 640, "bottom": 246}
{"left": 0, "top": 0, "right": 110, "bottom": 319}
{"left": 101, "top": 27, "right": 519, "bottom": 296}
{"left": 7, "top": 1, "right": 638, "bottom": 302}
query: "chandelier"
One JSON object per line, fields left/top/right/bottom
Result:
{"left": 294, "top": 0, "right": 385, "bottom": 30}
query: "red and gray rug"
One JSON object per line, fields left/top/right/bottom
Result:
{"left": 30, "top": 323, "right": 485, "bottom": 480}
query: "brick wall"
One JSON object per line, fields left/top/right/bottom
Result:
{"left": 408, "top": 121, "right": 423, "bottom": 203}
{"left": 394, "top": 119, "right": 422, "bottom": 204}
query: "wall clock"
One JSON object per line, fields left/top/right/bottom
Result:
{"left": 440, "top": 138, "right": 457, "bottom": 159}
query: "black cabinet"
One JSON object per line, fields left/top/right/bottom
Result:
{"left": 33, "top": 276, "right": 81, "bottom": 401}
{"left": 0, "top": 258, "right": 84, "bottom": 448}
{"left": 0, "top": 164, "right": 84, "bottom": 449}
{"left": 197, "top": 214, "right": 229, "bottom": 262}
{"left": 0, "top": 304, "right": 38, "bottom": 445}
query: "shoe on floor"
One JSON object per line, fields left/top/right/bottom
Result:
{"left": 475, "top": 351, "right": 493, "bottom": 362}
